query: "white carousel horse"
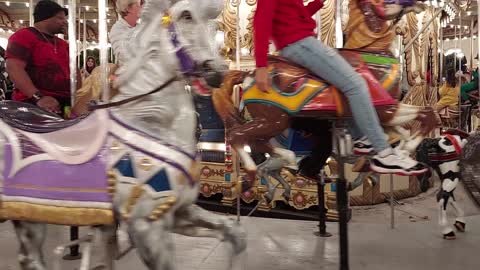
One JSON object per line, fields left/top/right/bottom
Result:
{"left": 416, "top": 130, "right": 468, "bottom": 239}
{"left": 0, "top": 1, "right": 245, "bottom": 270}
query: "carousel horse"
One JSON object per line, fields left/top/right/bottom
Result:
{"left": 0, "top": 1, "right": 245, "bottom": 270}
{"left": 416, "top": 129, "right": 468, "bottom": 239}
{"left": 211, "top": 0, "right": 434, "bottom": 195}
{"left": 71, "top": 63, "right": 119, "bottom": 117}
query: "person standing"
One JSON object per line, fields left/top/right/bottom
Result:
{"left": 109, "top": 0, "right": 143, "bottom": 66}
{"left": 5, "top": 0, "right": 78, "bottom": 116}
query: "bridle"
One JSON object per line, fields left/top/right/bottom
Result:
{"left": 90, "top": 16, "right": 209, "bottom": 110}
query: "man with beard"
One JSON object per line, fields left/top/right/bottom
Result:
{"left": 5, "top": 0, "right": 77, "bottom": 116}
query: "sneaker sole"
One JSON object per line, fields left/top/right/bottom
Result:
{"left": 285, "top": 164, "right": 299, "bottom": 170}
{"left": 369, "top": 163, "right": 428, "bottom": 176}
{"left": 354, "top": 148, "right": 373, "bottom": 155}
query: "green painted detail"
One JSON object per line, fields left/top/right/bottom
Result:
{"left": 360, "top": 54, "right": 399, "bottom": 65}
{"left": 243, "top": 85, "right": 329, "bottom": 115}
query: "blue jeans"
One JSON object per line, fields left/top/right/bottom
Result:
{"left": 280, "top": 37, "right": 390, "bottom": 152}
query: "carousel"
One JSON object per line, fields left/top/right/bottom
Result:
{"left": 0, "top": 0, "right": 478, "bottom": 269}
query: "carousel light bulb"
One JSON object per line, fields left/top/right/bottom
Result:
{"left": 465, "top": 25, "right": 468, "bottom": 29}
{"left": 446, "top": 38, "right": 450, "bottom": 41}
{"left": 5, "top": 1, "right": 10, "bottom": 6}
{"left": 80, "top": 19, "right": 84, "bottom": 23}
{"left": 107, "top": 19, "right": 111, "bottom": 23}
{"left": 85, "top": 6, "right": 90, "bottom": 11}
{"left": 25, "top": 2, "right": 29, "bottom": 7}
{"left": 19, "top": 20, "right": 23, "bottom": 24}
{"left": 93, "top": 19, "right": 97, "bottom": 23}
{"left": 467, "top": 11, "right": 472, "bottom": 16}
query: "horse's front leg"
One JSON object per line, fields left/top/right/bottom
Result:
{"left": 257, "top": 157, "right": 291, "bottom": 203}
{"left": 174, "top": 204, "right": 246, "bottom": 255}
{"left": 450, "top": 194, "right": 466, "bottom": 232}
{"left": 128, "top": 214, "right": 175, "bottom": 270}
{"left": 379, "top": 104, "right": 436, "bottom": 152}
{"left": 12, "top": 221, "right": 47, "bottom": 270}
{"left": 437, "top": 173, "right": 460, "bottom": 239}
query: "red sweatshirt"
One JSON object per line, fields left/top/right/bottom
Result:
{"left": 253, "top": 0, "right": 323, "bottom": 67}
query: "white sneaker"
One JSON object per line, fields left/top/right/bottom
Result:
{"left": 353, "top": 137, "right": 373, "bottom": 155}
{"left": 370, "top": 149, "right": 427, "bottom": 176}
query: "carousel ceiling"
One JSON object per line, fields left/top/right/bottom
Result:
{"left": 0, "top": 0, "right": 117, "bottom": 41}
{"left": 0, "top": 0, "right": 477, "bottom": 42}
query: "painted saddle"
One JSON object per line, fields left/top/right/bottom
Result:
{"left": 241, "top": 50, "right": 400, "bottom": 117}
{"left": 0, "top": 101, "right": 113, "bottom": 225}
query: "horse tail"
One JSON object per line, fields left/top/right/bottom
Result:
{"left": 212, "top": 70, "right": 248, "bottom": 129}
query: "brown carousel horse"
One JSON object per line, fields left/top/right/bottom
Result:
{"left": 211, "top": 0, "right": 435, "bottom": 190}
{"left": 70, "top": 64, "right": 119, "bottom": 117}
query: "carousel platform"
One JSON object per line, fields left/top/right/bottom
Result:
{"left": 0, "top": 214, "right": 478, "bottom": 270}
{"left": 0, "top": 181, "right": 478, "bottom": 270}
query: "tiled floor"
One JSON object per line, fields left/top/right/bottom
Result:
{"left": 1, "top": 182, "right": 479, "bottom": 270}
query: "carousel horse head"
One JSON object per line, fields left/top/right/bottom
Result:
{"left": 168, "top": 0, "right": 226, "bottom": 92}
{"left": 115, "top": 0, "right": 225, "bottom": 96}
{"left": 382, "top": 0, "right": 425, "bottom": 19}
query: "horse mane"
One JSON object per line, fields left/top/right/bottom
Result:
{"left": 212, "top": 70, "right": 247, "bottom": 129}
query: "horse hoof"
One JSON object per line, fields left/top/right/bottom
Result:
{"left": 263, "top": 193, "right": 273, "bottom": 204}
{"left": 443, "top": 231, "right": 456, "bottom": 240}
{"left": 240, "top": 177, "right": 254, "bottom": 193}
{"left": 62, "top": 252, "right": 82, "bottom": 260}
{"left": 454, "top": 221, "right": 466, "bottom": 232}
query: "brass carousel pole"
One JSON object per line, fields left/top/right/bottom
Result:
{"left": 83, "top": 11, "right": 87, "bottom": 73}
{"left": 440, "top": 24, "right": 443, "bottom": 83}
{"left": 234, "top": 0, "right": 241, "bottom": 223}
{"left": 99, "top": 0, "right": 109, "bottom": 102}
{"left": 65, "top": 0, "right": 81, "bottom": 261}
{"left": 470, "top": 18, "right": 474, "bottom": 71}
{"left": 454, "top": 24, "right": 457, "bottom": 76}
{"left": 477, "top": 0, "right": 480, "bottom": 118}
{"left": 334, "top": 1, "right": 350, "bottom": 270}
{"left": 458, "top": 11, "right": 462, "bottom": 130}
{"left": 29, "top": 0, "right": 33, "bottom": 27}
{"left": 313, "top": 4, "right": 331, "bottom": 239}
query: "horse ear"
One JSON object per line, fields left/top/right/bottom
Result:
{"left": 199, "top": 0, "right": 223, "bottom": 20}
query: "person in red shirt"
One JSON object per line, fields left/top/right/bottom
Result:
{"left": 253, "top": 0, "right": 426, "bottom": 175}
{"left": 6, "top": 0, "right": 71, "bottom": 115}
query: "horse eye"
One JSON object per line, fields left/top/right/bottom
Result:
{"left": 180, "top": 11, "right": 193, "bottom": 21}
